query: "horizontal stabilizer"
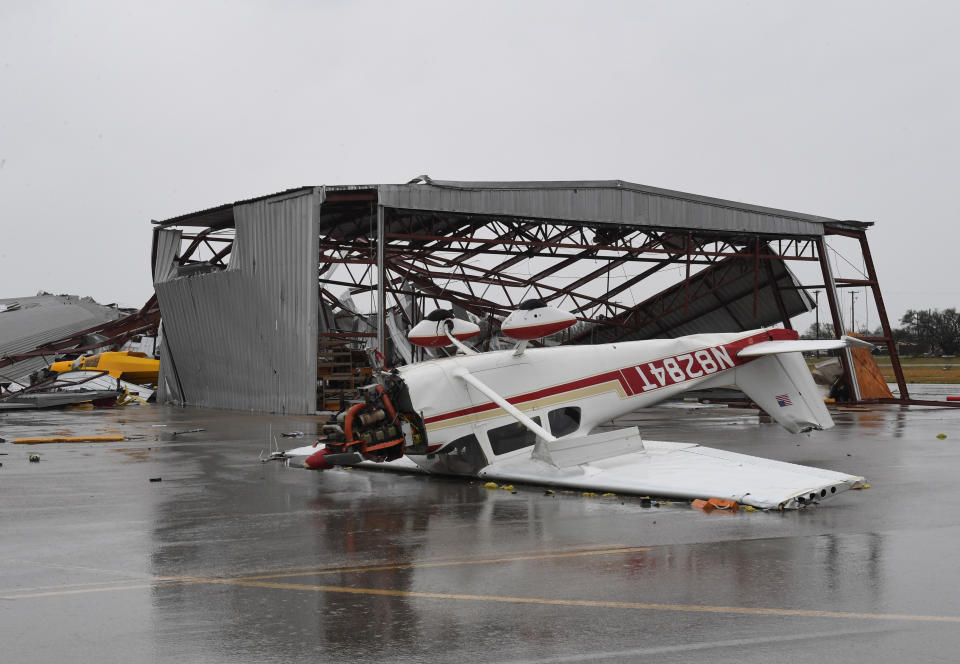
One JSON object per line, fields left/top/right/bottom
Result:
{"left": 532, "top": 428, "right": 644, "bottom": 468}
{"left": 737, "top": 335, "right": 873, "bottom": 357}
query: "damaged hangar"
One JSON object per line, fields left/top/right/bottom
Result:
{"left": 151, "top": 177, "right": 906, "bottom": 414}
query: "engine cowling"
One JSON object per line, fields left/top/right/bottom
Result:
{"left": 501, "top": 300, "right": 577, "bottom": 340}
{"left": 408, "top": 310, "right": 481, "bottom": 347}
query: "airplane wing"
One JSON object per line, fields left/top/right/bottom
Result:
{"left": 737, "top": 335, "right": 873, "bottom": 357}
{"left": 482, "top": 432, "right": 863, "bottom": 510}
{"left": 285, "top": 429, "right": 864, "bottom": 509}
{"left": 448, "top": 367, "right": 862, "bottom": 509}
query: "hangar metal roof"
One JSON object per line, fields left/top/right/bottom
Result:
{"left": 155, "top": 178, "right": 872, "bottom": 237}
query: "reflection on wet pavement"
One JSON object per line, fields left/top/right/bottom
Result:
{"left": 2, "top": 397, "right": 960, "bottom": 662}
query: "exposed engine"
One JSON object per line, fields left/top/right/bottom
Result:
{"left": 304, "top": 371, "right": 428, "bottom": 469}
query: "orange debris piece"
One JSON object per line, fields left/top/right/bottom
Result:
{"left": 707, "top": 498, "right": 740, "bottom": 511}
{"left": 848, "top": 333, "right": 894, "bottom": 400}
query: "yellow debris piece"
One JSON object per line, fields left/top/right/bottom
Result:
{"left": 483, "top": 481, "right": 499, "bottom": 489}
{"left": 501, "top": 484, "right": 515, "bottom": 491}
{"left": 742, "top": 505, "right": 757, "bottom": 512}
{"left": 601, "top": 493, "right": 616, "bottom": 498}
{"left": 937, "top": 433, "right": 948, "bottom": 440}
{"left": 13, "top": 435, "right": 126, "bottom": 445}
{"left": 582, "top": 492, "right": 597, "bottom": 497}
{"left": 851, "top": 483, "right": 872, "bottom": 490}
{"left": 51, "top": 351, "right": 159, "bottom": 384}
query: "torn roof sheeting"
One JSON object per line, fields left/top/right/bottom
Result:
{"left": 570, "top": 251, "right": 813, "bottom": 345}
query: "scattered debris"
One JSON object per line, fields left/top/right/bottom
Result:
{"left": 483, "top": 481, "right": 498, "bottom": 489}
{"left": 260, "top": 427, "right": 291, "bottom": 462}
{"left": 501, "top": 484, "right": 514, "bottom": 491}
{"left": 170, "top": 428, "right": 204, "bottom": 437}
{"left": 707, "top": 497, "right": 739, "bottom": 511}
{"left": 691, "top": 497, "right": 739, "bottom": 512}
{"left": 937, "top": 433, "right": 948, "bottom": 440}
{"left": 259, "top": 450, "right": 289, "bottom": 463}
{"left": 28, "top": 455, "right": 40, "bottom": 463}
{"left": 280, "top": 431, "right": 305, "bottom": 438}
{"left": 582, "top": 492, "right": 597, "bottom": 498}
{"left": 149, "top": 477, "right": 162, "bottom": 482}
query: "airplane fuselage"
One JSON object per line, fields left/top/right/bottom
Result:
{"left": 398, "top": 329, "right": 792, "bottom": 474}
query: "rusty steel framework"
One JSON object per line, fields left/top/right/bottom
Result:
{"left": 147, "top": 180, "right": 955, "bottom": 410}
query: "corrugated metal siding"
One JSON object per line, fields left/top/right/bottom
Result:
{"left": 155, "top": 190, "right": 320, "bottom": 413}
{"left": 152, "top": 229, "right": 181, "bottom": 282}
{"left": 377, "top": 182, "right": 826, "bottom": 237}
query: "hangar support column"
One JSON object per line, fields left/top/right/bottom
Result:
{"left": 816, "top": 236, "right": 861, "bottom": 401}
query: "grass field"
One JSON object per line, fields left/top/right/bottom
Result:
{"left": 807, "top": 355, "right": 960, "bottom": 384}
{"left": 876, "top": 357, "right": 960, "bottom": 384}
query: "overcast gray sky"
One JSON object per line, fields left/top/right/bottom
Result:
{"left": 1, "top": 0, "right": 956, "bottom": 329}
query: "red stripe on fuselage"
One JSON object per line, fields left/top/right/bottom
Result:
{"left": 423, "top": 369, "right": 628, "bottom": 424}
{"left": 423, "top": 329, "right": 797, "bottom": 425}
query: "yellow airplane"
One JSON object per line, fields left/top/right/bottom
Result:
{"left": 49, "top": 351, "right": 159, "bottom": 385}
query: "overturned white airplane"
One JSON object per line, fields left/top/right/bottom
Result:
{"left": 288, "top": 301, "right": 870, "bottom": 509}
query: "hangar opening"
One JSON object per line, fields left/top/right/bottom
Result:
{"left": 150, "top": 177, "right": 909, "bottom": 414}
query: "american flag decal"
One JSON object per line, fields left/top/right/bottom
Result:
{"left": 775, "top": 393, "right": 792, "bottom": 407}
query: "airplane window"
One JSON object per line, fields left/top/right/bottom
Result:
{"left": 548, "top": 407, "right": 581, "bottom": 437}
{"left": 488, "top": 417, "right": 541, "bottom": 456}
{"left": 432, "top": 434, "right": 489, "bottom": 475}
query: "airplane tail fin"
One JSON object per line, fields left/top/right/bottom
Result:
{"left": 730, "top": 352, "right": 833, "bottom": 433}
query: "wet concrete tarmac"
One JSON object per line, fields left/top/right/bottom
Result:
{"left": 2, "top": 394, "right": 960, "bottom": 663}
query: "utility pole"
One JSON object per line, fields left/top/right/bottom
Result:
{"left": 814, "top": 290, "right": 820, "bottom": 357}
{"left": 849, "top": 291, "right": 858, "bottom": 334}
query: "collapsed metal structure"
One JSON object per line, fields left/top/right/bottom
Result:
{"left": 0, "top": 295, "right": 161, "bottom": 384}
{"left": 151, "top": 177, "right": 909, "bottom": 414}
